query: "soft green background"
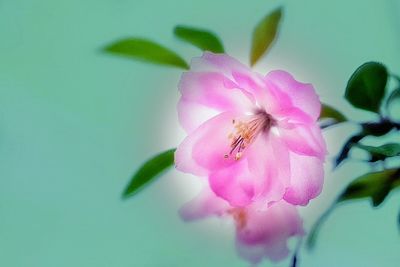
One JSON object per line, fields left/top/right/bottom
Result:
{"left": 0, "top": 0, "right": 399, "bottom": 266}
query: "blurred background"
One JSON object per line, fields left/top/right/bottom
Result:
{"left": 0, "top": 0, "right": 399, "bottom": 266}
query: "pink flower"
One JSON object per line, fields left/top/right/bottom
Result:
{"left": 175, "top": 52, "right": 326, "bottom": 207}
{"left": 180, "top": 188, "right": 304, "bottom": 264}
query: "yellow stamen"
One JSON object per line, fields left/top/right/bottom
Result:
{"left": 224, "top": 112, "right": 274, "bottom": 160}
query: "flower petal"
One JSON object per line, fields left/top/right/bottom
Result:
{"left": 246, "top": 132, "right": 290, "bottom": 204}
{"left": 231, "top": 71, "right": 280, "bottom": 114}
{"left": 208, "top": 160, "right": 255, "bottom": 207}
{"left": 283, "top": 152, "right": 325, "bottom": 205}
{"left": 278, "top": 122, "right": 327, "bottom": 158}
{"left": 265, "top": 70, "right": 321, "bottom": 121}
{"left": 192, "top": 52, "right": 281, "bottom": 114}
{"left": 178, "top": 71, "right": 255, "bottom": 133}
{"left": 179, "top": 187, "right": 229, "bottom": 221}
{"left": 235, "top": 201, "right": 304, "bottom": 264}
{"left": 175, "top": 111, "right": 243, "bottom": 176}
{"left": 190, "top": 52, "right": 252, "bottom": 78}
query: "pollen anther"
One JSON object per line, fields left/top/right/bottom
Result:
{"left": 224, "top": 112, "right": 274, "bottom": 160}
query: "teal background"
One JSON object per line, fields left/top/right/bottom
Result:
{"left": 0, "top": 0, "right": 399, "bottom": 266}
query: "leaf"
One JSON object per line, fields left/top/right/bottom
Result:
{"left": 345, "top": 62, "right": 388, "bottom": 113}
{"left": 355, "top": 143, "right": 400, "bottom": 162}
{"left": 361, "top": 120, "right": 398, "bottom": 137}
{"left": 307, "top": 168, "right": 400, "bottom": 249}
{"left": 174, "top": 25, "right": 224, "bottom": 53}
{"left": 122, "top": 149, "right": 176, "bottom": 199}
{"left": 319, "top": 104, "right": 347, "bottom": 126}
{"left": 338, "top": 168, "right": 400, "bottom": 207}
{"left": 385, "top": 87, "right": 400, "bottom": 110}
{"left": 104, "top": 38, "right": 189, "bottom": 69}
{"left": 250, "top": 7, "right": 283, "bottom": 66}
{"left": 334, "top": 133, "right": 365, "bottom": 167}
{"left": 335, "top": 120, "right": 400, "bottom": 167}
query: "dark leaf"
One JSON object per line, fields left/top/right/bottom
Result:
{"left": 345, "top": 62, "right": 388, "bottom": 113}
{"left": 334, "top": 133, "right": 365, "bottom": 167}
{"left": 122, "top": 149, "right": 176, "bottom": 199}
{"left": 355, "top": 143, "right": 400, "bottom": 162}
{"left": 319, "top": 104, "right": 347, "bottom": 125}
{"left": 371, "top": 182, "right": 392, "bottom": 207}
{"left": 338, "top": 168, "right": 400, "bottom": 207}
{"left": 308, "top": 168, "right": 400, "bottom": 249}
{"left": 250, "top": 7, "right": 283, "bottom": 66}
{"left": 174, "top": 25, "right": 224, "bottom": 53}
{"left": 104, "top": 38, "right": 189, "bottom": 69}
{"left": 361, "top": 120, "right": 397, "bottom": 136}
{"left": 385, "top": 87, "right": 400, "bottom": 111}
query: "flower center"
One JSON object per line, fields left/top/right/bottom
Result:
{"left": 224, "top": 112, "right": 275, "bottom": 160}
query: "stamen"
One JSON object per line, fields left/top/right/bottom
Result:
{"left": 225, "top": 112, "right": 274, "bottom": 160}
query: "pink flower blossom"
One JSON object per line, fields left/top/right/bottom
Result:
{"left": 175, "top": 52, "right": 326, "bottom": 207}
{"left": 180, "top": 188, "right": 304, "bottom": 264}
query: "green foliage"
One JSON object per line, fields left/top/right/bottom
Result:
{"left": 355, "top": 143, "right": 400, "bottom": 162}
{"left": 122, "top": 149, "right": 176, "bottom": 199}
{"left": 345, "top": 62, "right": 388, "bottom": 113}
{"left": 335, "top": 120, "right": 400, "bottom": 167}
{"left": 334, "top": 133, "right": 365, "bottom": 167}
{"left": 385, "top": 87, "right": 400, "bottom": 111}
{"left": 250, "top": 7, "right": 282, "bottom": 66}
{"left": 174, "top": 25, "right": 225, "bottom": 53}
{"left": 338, "top": 168, "right": 400, "bottom": 207}
{"left": 307, "top": 168, "right": 400, "bottom": 249}
{"left": 104, "top": 38, "right": 189, "bottom": 69}
{"left": 319, "top": 104, "right": 347, "bottom": 123}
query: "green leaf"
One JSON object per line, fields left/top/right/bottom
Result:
{"left": 174, "top": 25, "right": 224, "bottom": 53}
{"left": 122, "top": 149, "right": 176, "bottom": 199}
{"left": 307, "top": 168, "right": 400, "bottom": 250}
{"left": 345, "top": 62, "right": 388, "bottom": 113}
{"left": 250, "top": 7, "right": 283, "bottom": 66}
{"left": 319, "top": 104, "right": 347, "bottom": 123}
{"left": 361, "top": 120, "right": 398, "bottom": 137}
{"left": 385, "top": 87, "right": 400, "bottom": 110}
{"left": 104, "top": 38, "right": 189, "bottom": 69}
{"left": 355, "top": 143, "right": 400, "bottom": 161}
{"left": 338, "top": 168, "right": 400, "bottom": 206}
{"left": 334, "top": 133, "right": 365, "bottom": 167}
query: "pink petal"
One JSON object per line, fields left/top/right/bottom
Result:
{"left": 196, "top": 53, "right": 288, "bottom": 116}
{"left": 231, "top": 71, "right": 281, "bottom": 114}
{"left": 274, "top": 106, "right": 314, "bottom": 125}
{"left": 235, "top": 201, "right": 304, "bottom": 264}
{"left": 175, "top": 111, "right": 242, "bottom": 176}
{"left": 190, "top": 52, "right": 252, "bottom": 78}
{"left": 177, "top": 98, "right": 219, "bottom": 136}
{"left": 178, "top": 71, "right": 254, "bottom": 133}
{"left": 265, "top": 70, "right": 321, "bottom": 121}
{"left": 283, "top": 152, "right": 325, "bottom": 205}
{"left": 208, "top": 160, "right": 255, "bottom": 207}
{"left": 179, "top": 187, "right": 229, "bottom": 221}
{"left": 174, "top": 124, "right": 208, "bottom": 176}
{"left": 246, "top": 132, "right": 290, "bottom": 204}
{"left": 278, "top": 122, "right": 327, "bottom": 158}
